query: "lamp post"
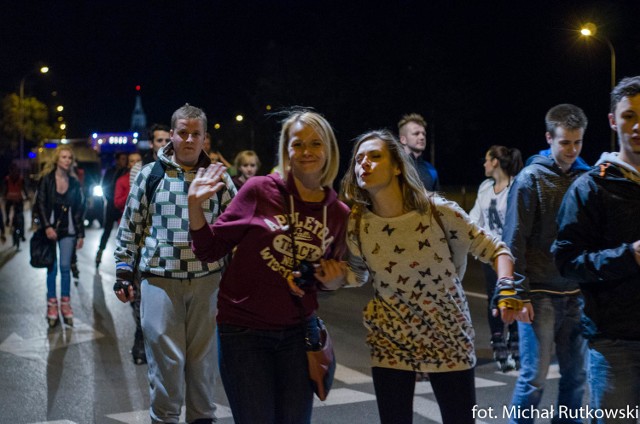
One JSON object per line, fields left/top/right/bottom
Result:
{"left": 18, "top": 65, "right": 49, "bottom": 176}
{"left": 580, "top": 23, "right": 616, "bottom": 151}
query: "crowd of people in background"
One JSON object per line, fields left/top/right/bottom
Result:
{"left": 4, "top": 75, "right": 637, "bottom": 423}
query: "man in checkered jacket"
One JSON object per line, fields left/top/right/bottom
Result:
{"left": 114, "top": 104, "right": 236, "bottom": 424}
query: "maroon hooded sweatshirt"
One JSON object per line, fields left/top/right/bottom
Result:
{"left": 191, "top": 173, "right": 349, "bottom": 329}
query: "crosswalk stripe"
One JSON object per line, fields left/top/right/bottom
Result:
{"left": 334, "top": 363, "right": 372, "bottom": 384}
{"left": 105, "top": 405, "right": 233, "bottom": 423}
{"left": 314, "top": 388, "right": 377, "bottom": 406}
{"left": 498, "top": 363, "right": 560, "bottom": 379}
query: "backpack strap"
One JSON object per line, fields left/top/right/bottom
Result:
{"left": 145, "top": 160, "right": 166, "bottom": 205}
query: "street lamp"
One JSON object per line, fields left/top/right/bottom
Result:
{"left": 19, "top": 65, "right": 49, "bottom": 176}
{"left": 235, "top": 114, "right": 255, "bottom": 149}
{"left": 580, "top": 23, "right": 616, "bottom": 151}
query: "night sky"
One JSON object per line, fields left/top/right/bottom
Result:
{"left": 2, "top": 0, "right": 639, "bottom": 186}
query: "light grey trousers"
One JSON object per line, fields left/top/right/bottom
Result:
{"left": 141, "top": 273, "right": 220, "bottom": 423}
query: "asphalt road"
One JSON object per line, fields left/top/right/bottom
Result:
{"left": 0, "top": 219, "right": 571, "bottom": 424}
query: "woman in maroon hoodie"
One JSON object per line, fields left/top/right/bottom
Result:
{"left": 189, "top": 109, "right": 349, "bottom": 424}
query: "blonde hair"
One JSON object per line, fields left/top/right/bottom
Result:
{"left": 276, "top": 109, "right": 339, "bottom": 187}
{"left": 234, "top": 150, "right": 261, "bottom": 171}
{"left": 397, "top": 113, "right": 427, "bottom": 134}
{"left": 340, "top": 129, "right": 432, "bottom": 215}
{"left": 41, "top": 145, "right": 76, "bottom": 178}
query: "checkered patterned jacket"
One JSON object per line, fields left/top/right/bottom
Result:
{"left": 114, "top": 143, "right": 236, "bottom": 282}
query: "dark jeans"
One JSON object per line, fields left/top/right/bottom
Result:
{"left": 588, "top": 338, "right": 640, "bottom": 424}
{"left": 372, "top": 366, "right": 476, "bottom": 424}
{"left": 99, "top": 204, "right": 122, "bottom": 250}
{"left": 217, "top": 323, "right": 313, "bottom": 424}
{"left": 6, "top": 200, "right": 24, "bottom": 236}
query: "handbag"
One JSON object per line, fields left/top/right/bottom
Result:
{"left": 30, "top": 228, "right": 56, "bottom": 268}
{"left": 305, "top": 314, "right": 336, "bottom": 401}
{"left": 280, "top": 187, "right": 336, "bottom": 400}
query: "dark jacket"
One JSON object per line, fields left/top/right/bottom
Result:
{"left": 502, "top": 154, "right": 590, "bottom": 295}
{"left": 553, "top": 153, "right": 640, "bottom": 340}
{"left": 412, "top": 155, "right": 440, "bottom": 192}
{"left": 35, "top": 171, "right": 85, "bottom": 239}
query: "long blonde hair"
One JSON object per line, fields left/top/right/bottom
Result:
{"left": 40, "top": 145, "right": 76, "bottom": 178}
{"left": 340, "top": 129, "right": 433, "bottom": 215}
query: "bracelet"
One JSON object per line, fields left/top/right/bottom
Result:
{"left": 496, "top": 276, "right": 516, "bottom": 290}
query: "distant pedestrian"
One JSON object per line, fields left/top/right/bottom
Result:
{"left": 95, "top": 152, "right": 128, "bottom": 266}
{"left": 114, "top": 104, "right": 236, "bottom": 423}
{"left": 34, "top": 145, "right": 85, "bottom": 327}
{"left": 340, "top": 129, "right": 530, "bottom": 424}
{"left": 4, "top": 162, "right": 28, "bottom": 245}
{"left": 189, "top": 109, "right": 349, "bottom": 424}
{"left": 114, "top": 152, "right": 142, "bottom": 213}
{"left": 553, "top": 76, "right": 640, "bottom": 423}
{"left": 398, "top": 113, "right": 440, "bottom": 191}
{"left": 113, "top": 151, "right": 144, "bottom": 364}
{"left": 231, "top": 150, "right": 260, "bottom": 190}
{"left": 469, "top": 145, "right": 523, "bottom": 372}
{"left": 129, "top": 124, "right": 170, "bottom": 187}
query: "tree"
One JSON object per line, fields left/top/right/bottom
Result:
{"left": 0, "top": 93, "right": 57, "bottom": 154}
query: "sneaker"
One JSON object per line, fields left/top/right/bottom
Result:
{"left": 131, "top": 328, "right": 147, "bottom": 365}
{"left": 491, "top": 333, "right": 515, "bottom": 372}
{"left": 47, "top": 298, "right": 59, "bottom": 328}
{"left": 60, "top": 296, "right": 73, "bottom": 326}
{"left": 508, "top": 331, "right": 520, "bottom": 370}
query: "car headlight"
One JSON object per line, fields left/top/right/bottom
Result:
{"left": 92, "top": 185, "right": 104, "bottom": 197}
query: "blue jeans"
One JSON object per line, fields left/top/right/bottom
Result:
{"left": 510, "top": 293, "right": 587, "bottom": 424}
{"left": 588, "top": 338, "right": 640, "bottom": 424}
{"left": 46, "top": 236, "right": 75, "bottom": 299}
{"left": 217, "top": 323, "right": 313, "bottom": 424}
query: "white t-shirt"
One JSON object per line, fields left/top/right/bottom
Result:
{"left": 469, "top": 178, "right": 513, "bottom": 240}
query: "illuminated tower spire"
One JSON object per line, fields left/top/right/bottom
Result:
{"left": 130, "top": 85, "right": 147, "bottom": 134}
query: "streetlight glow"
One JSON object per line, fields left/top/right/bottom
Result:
{"left": 19, "top": 63, "right": 49, "bottom": 177}
{"left": 578, "top": 22, "right": 616, "bottom": 151}
{"left": 56, "top": 105, "right": 64, "bottom": 112}
{"left": 580, "top": 23, "right": 597, "bottom": 38}
{"left": 235, "top": 114, "right": 244, "bottom": 122}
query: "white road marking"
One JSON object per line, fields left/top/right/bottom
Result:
{"left": 499, "top": 363, "right": 560, "bottom": 379}
{"left": 414, "top": 396, "right": 491, "bottom": 424}
{"left": 334, "top": 363, "right": 372, "bottom": 384}
{"left": 28, "top": 421, "right": 78, "bottom": 424}
{"left": 314, "top": 388, "right": 377, "bottom": 407}
{"left": 106, "top": 404, "right": 233, "bottom": 423}
{"left": 465, "top": 290, "right": 489, "bottom": 299}
{"left": 0, "top": 320, "right": 105, "bottom": 361}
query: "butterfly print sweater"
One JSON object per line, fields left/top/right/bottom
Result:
{"left": 347, "top": 196, "right": 512, "bottom": 372}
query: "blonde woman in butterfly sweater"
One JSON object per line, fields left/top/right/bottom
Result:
{"left": 340, "top": 130, "right": 533, "bottom": 424}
